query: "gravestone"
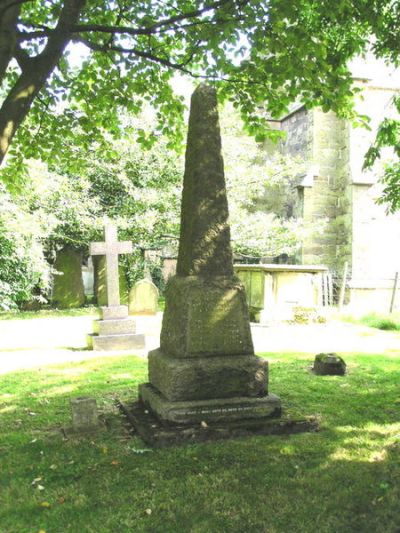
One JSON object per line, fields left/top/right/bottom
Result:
{"left": 313, "top": 353, "right": 346, "bottom": 375}
{"left": 87, "top": 223, "right": 145, "bottom": 351}
{"left": 52, "top": 246, "right": 85, "bottom": 309}
{"left": 137, "top": 85, "right": 281, "bottom": 435}
{"left": 71, "top": 397, "right": 99, "bottom": 432}
{"left": 129, "top": 279, "right": 159, "bottom": 315}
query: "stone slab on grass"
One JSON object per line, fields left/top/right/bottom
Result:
{"left": 119, "top": 399, "right": 319, "bottom": 448}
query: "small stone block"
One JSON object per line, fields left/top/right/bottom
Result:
{"left": 71, "top": 397, "right": 98, "bottom": 431}
{"left": 118, "top": 399, "right": 319, "bottom": 448}
{"left": 88, "top": 333, "right": 145, "bottom": 351}
{"left": 101, "top": 305, "right": 128, "bottom": 320}
{"left": 313, "top": 353, "right": 346, "bottom": 375}
{"left": 139, "top": 383, "right": 281, "bottom": 424}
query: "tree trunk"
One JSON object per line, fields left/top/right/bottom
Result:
{"left": 0, "top": 3, "right": 20, "bottom": 86}
{"left": 0, "top": 0, "right": 86, "bottom": 165}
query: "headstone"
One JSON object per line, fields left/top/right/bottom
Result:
{"left": 313, "top": 353, "right": 346, "bottom": 375}
{"left": 71, "top": 397, "right": 99, "bottom": 432}
{"left": 138, "top": 85, "right": 281, "bottom": 429}
{"left": 129, "top": 279, "right": 159, "bottom": 315}
{"left": 52, "top": 246, "right": 85, "bottom": 309}
{"left": 87, "top": 223, "right": 145, "bottom": 351}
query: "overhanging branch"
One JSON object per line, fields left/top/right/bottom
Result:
{"left": 73, "top": 35, "right": 263, "bottom": 86}
{"left": 72, "top": 0, "right": 235, "bottom": 37}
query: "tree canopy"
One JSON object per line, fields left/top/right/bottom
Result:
{"left": 1, "top": 0, "right": 395, "bottom": 186}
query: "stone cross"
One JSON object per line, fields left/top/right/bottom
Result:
{"left": 90, "top": 223, "right": 132, "bottom": 306}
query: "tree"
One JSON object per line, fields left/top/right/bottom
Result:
{"left": 1, "top": 0, "right": 386, "bottom": 188}
{"left": 364, "top": 95, "right": 400, "bottom": 213}
{"left": 0, "top": 128, "right": 183, "bottom": 307}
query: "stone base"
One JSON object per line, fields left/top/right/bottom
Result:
{"left": 139, "top": 383, "right": 281, "bottom": 424}
{"left": 88, "top": 304, "right": 145, "bottom": 351}
{"left": 313, "top": 353, "right": 346, "bottom": 375}
{"left": 87, "top": 333, "right": 145, "bottom": 351}
{"left": 148, "top": 349, "right": 268, "bottom": 401}
{"left": 118, "top": 398, "right": 319, "bottom": 448}
{"left": 93, "top": 317, "right": 137, "bottom": 336}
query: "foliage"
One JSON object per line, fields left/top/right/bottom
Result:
{"left": 364, "top": 95, "right": 400, "bottom": 213}
{"left": 2, "top": 0, "right": 393, "bottom": 188}
{"left": 0, "top": 306, "right": 99, "bottom": 320}
{"left": 79, "top": 132, "right": 182, "bottom": 290}
{"left": 221, "top": 107, "right": 311, "bottom": 260}
{"left": 292, "top": 306, "right": 327, "bottom": 324}
{"left": 0, "top": 340, "right": 399, "bottom": 532}
{"left": 230, "top": 210, "right": 306, "bottom": 259}
{"left": 82, "top": 134, "right": 183, "bottom": 251}
{"left": 0, "top": 131, "right": 182, "bottom": 307}
{"left": 0, "top": 182, "right": 51, "bottom": 309}
{"left": 343, "top": 311, "right": 400, "bottom": 331}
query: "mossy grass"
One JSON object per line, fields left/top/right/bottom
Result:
{"left": 1, "top": 347, "right": 399, "bottom": 532}
{"left": 0, "top": 306, "right": 100, "bottom": 321}
{"left": 158, "top": 296, "right": 166, "bottom": 312}
{"left": 342, "top": 311, "right": 400, "bottom": 331}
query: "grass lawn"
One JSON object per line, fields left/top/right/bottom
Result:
{"left": 1, "top": 350, "right": 399, "bottom": 532}
{"left": 341, "top": 311, "right": 400, "bottom": 331}
{"left": 0, "top": 307, "right": 99, "bottom": 321}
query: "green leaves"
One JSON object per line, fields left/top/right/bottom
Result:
{"left": 0, "top": 0, "right": 399, "bottom": 209}
{"left": 363, "top": 96, "right": 400, "bottom": 212}
{"left": 0, "top": 0, "right": 386, "bottom": 178}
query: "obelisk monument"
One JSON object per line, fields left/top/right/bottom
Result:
{"left": 139, "top": 85, "right": 281, "bottom": 425}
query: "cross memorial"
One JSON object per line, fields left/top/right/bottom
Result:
{"left": 90, "top": 223, "right": 132, "bottom": 307}
{"left": 88, "top": 222, "right": 145, "bottom": 350}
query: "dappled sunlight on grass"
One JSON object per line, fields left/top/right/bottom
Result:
{"left": 109, "top": 373, "right": 135, "bottom": 380}
{"left": 327, "top": 422, "right": 400, "bottom": 464}
{"left": 43, "top": 384, "right": 80, "bottom": 397}
{"left": 0, "top": 350, "right": 399, "bottom": 532}
{"left": 50, "top": 367, "right": 89, "bottom": 376}
{"left": 0, "top": 405, "right": 17, "bottom": 414}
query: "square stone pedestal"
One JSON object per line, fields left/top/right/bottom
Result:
{"left": 88, "top": 305, "right": 145, "bottom": 351}
{"left": 139, "top": 383, "right": 281, "bottom": 424}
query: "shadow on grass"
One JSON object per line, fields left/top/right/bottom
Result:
{"left": 0, "top": 352, "right": 399, "bottom": 532}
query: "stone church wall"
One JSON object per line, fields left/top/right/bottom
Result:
{"left": 276, "top": 82, "right": 400, "bottom": 310}
{"left": 281, "top": 107, "right": 352, "bottom": 275}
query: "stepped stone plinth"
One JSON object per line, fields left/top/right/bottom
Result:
{"left": 88, "top": 304, "right": 145, "bottom": 351}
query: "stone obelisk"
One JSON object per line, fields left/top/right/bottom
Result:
{"left": 139, "top": 85, "right": 281, "bottom": 425}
